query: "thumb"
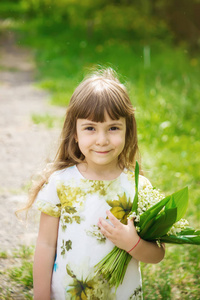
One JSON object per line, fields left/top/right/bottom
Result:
{"left": 127, "top": 218, "right": 134, "bottom": 227}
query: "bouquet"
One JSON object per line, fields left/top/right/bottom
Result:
{"left": 95, "top": 161, "right": 200, "bottom": 289}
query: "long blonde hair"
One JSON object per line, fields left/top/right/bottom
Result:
{"left": 19, "top": 68, "right": 139, "bottom": 213}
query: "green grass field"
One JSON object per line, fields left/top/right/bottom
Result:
{"left": 0, "top": 2, "right": 200, "bottom": 298}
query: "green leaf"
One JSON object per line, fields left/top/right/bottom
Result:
{"left": 138, "top": 195, "right": 171, "bottom": 231}
{"left": 142, "top": 207, "right": 177, "bottom": 240}
{"left": 135, "top": 161, "right": 139, "bottom": 192}
{"left": 176, "top": 227, "right": 200, "bottom": 236}
{"left": 138, "top": 187, "right": 188, "bottom": 234}
{"left": 160, "top": 233, "right": 200, "bottom": 245}
{"left": 139, "top": 216, "right": 157, "bottom": 238}
{"left": 131, "top": 161, "right": 139, "bottom": 213}
{"left": 165, "top": 187, "right": 188, "bottom": 222}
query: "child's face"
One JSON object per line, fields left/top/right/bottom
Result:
{"left": 76, "top": 112, "right": 126, "bottom": 171}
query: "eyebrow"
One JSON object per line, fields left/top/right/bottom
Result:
{"left": 108, "top": 122, "right": 124, "bottom": 127}
{"left": 81, "top": 122, "right": 95, "bottom": 126}
{"left": 81, "top": 121, "right": 124, "bottom": 127}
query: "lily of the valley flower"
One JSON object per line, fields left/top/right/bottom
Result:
{"left": 168, "top": 219, "right": 189, "bottom": 235}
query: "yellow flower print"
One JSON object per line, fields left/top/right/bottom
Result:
{"left": 80, "top": 179, "right": 119, "bottom": 197}
{"left": 129, "top": 286, "right": 143, "bottom": 299}
{"left": 65, "top": 265, "right": 115, "bottom": 299}
{"left": 66, "top": 265, "right": 97, "bottom": 299}
{"left": 36, "top": 200, "right": 61, "bottom": 217}
{"left": 57, "top": 182, "right": 86, "bottom": 207}
{"left": 64, "top": 206, "right": 77, "bottom": 214}
{"left": 90, "top": 181, "right": 108, "bottom": 196}
{"left": 107, "top": 193, "right": 132, "bottom": 224}
{"left": 60, "top": 207, "right": 83, "bottom": 231}
{"left": 61, "top": 240, "right": 72, "bottom": 256}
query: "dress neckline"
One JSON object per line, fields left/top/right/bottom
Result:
{"left": 74, "top": 165, "right": 125, "bottom": 182}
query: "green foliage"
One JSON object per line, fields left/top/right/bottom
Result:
{"left": 0, "top": 1, "right": 25, "bottom": 18}
{"left": 12, "top": 245, "right": 34, "bottom": 259}
{"left": 8, "top": 260, "right": 33, "bottom": 289}
{"left": 0, "top": 246, "right": 34, "bottom": 299}
{"left": 7, "top": 246, "right": 34, "bottom": 290}
{"left": 32, "top": 113, "right": 64, "bottom": 128}
{"left": 1, "top": 0, "right": 172, "bottom": 43}
{"left": 141, "top": 244, "right": 200, "bottom": 299}
{"left": 0, "top": 251, "right": 8, "bottom": 259}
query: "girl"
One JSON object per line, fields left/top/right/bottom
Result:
{"left": 31, "top": 68, "right": 165, "bottom": 300}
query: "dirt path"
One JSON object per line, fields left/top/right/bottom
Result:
{"left": 0, "top": 31, "right": 66, "bottom": 252}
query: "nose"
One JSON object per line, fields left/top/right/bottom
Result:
{"left": 96, "top": 131, "right": 109, "bottom": 146}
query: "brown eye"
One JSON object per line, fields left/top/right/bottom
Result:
{"left": 85, "top": 127, "right": 95, "bottom": 131}
{"left": 110, "top": 127, "right": 119, "bottom": 131}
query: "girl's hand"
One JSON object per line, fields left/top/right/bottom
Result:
{"left": 98, "top": 210, "right": 139, "bottom": 252}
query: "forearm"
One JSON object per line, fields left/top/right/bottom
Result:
{"left": 128, "top": 238, "right": 165, "bottom": 264}
{"left": 33, "top": 241, "right": 56, "bottom": 300}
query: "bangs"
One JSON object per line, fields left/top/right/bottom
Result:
{"left": 74, "top": 84, "right": 131, "bottom": 122}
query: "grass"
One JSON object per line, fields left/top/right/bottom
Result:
{"left": 0, "top": 251, "right": 8, "bottom": 259}
{"left": 142, "top": 244, "right": 200, "bottom": 299}
{"left": 8, "top": 261, "right": 33, "bottom": 289}
{"left": 0, "top": 246, "right": 34, "bottom": 299}
{"left": 0, "top": 3, "right": 200, "bottom": 299}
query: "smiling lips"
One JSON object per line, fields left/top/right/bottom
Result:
{"left": 93, "top": 150, "right": 111, "bottom": 154}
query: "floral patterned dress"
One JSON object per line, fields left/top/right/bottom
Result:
{"left": 36, "top": 165, "right": 151, "bottom": 300}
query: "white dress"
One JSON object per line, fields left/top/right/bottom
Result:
{"left": 36, "top": 165, "right": 151, "bottom": 300}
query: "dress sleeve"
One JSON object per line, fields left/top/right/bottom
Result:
{"left": 138, "top": 175, "right": 152, "bottom": 190}
{"left": 35, "top": 172, "right": 61, "bottom": 217}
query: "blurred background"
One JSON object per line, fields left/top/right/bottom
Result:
{"left": 0, "top": 0, "right": 199, "bottom": 299}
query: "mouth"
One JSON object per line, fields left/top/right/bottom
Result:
{"left": 93, "top": 150, "right": 111, "bottom": 154}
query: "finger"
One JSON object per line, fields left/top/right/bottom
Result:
{"left": 99, "top": 227, "right": 109, "bottom": 238}
{"left": 98, "top": 217, "right": 114, "bottom": 235}
{"left": 127, "top": 218, "right": 138, "bottom": 235}
{"left": 98, "top": 222, "right": 113, "bottom": 239}
{"left": 127, "top": 218, "right": 134, "bottom": 227}
{"left": 106, "top": 210, "right": 122, "bottom": 228}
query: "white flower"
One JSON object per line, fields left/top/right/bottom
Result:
{"left": 128, "top": 186, "right": 163, "bottom": 233}
{"left": 168, "top": 219, "right": 189, "bottom": 235}
{"left": 128, "top": 211, "right": 140, "bottom": 222}
{"left": 137, "top": 186, "right": 164, "bottom": 216}
{"left": 156, "top": 240, "right": 161, "bottom": 247}
{"left": 136, "top": 226, "right": 141, "bottom": 232}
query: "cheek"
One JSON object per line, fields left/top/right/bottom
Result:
{"left": 77, "top": 136, "right": 90, "bottom": 150}
{"left": 113, "top": 136, "right": 126, "bottom": 152}
{"left": 116, "top": 134, "right": 126, "bottom": 146}
{"left": 77, "top": 138, "right": 85, "bottom": 148}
